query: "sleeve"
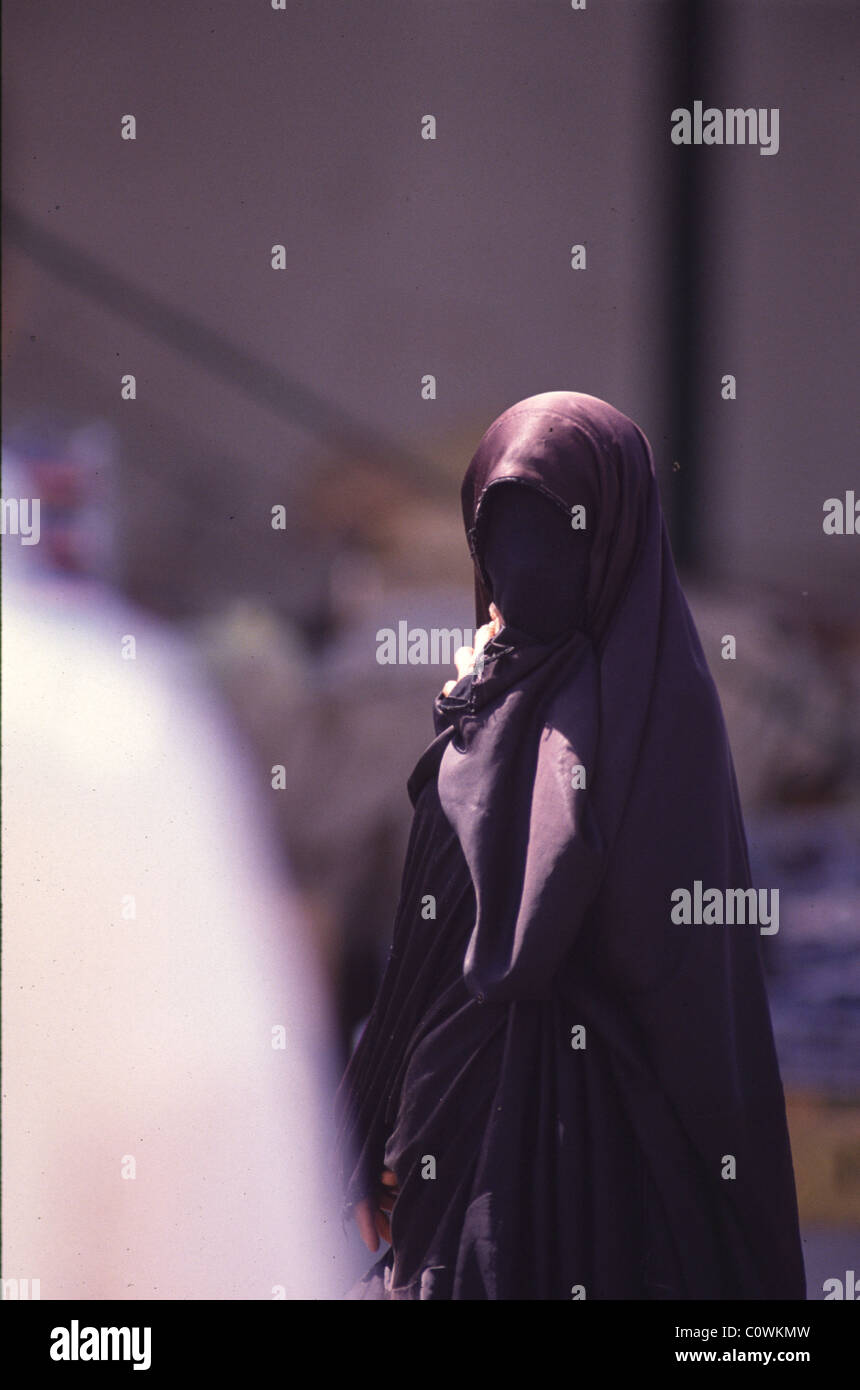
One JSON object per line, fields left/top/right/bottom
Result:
{"left": 432, "top": 670, "right": 476, "bottom": 736}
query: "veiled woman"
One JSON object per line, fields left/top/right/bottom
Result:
{"left": 334, "top": 391, "right": 805, "bottom": 1301}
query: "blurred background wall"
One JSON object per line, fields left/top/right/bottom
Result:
{"left": 2, "top": 0, "right": 858, "bottom": 1298}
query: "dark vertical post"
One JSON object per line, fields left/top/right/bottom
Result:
{"left": 665, "top": 0, "right": 713, "bottom": 573}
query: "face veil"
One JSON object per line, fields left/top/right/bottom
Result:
{"left": 473, "top": 481, "right": 592, "bottom": 643}
{"left": 462, "top": 391, "right": 652, "bottom": 647}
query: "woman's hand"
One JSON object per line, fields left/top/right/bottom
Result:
{"left": 441, "top": 603, "right": 502, "bottom": 696}
{"left": 354, "top": 1169, "right": 399, "bottom": 1252}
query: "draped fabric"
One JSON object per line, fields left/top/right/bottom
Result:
{"left": 334, "top": 391, "right": 805, "bottom": 1301}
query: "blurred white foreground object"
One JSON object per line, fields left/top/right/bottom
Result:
{"left": 2, "top": 562, "right": 341, "bottom": 1299}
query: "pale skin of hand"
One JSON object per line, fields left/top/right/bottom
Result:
{"left": 441, "top": 602, "right": 503, "bottom": 697}
{"left": 354, "top": 607, "right": 504, "bottom": 1253}
{"left": 354, "top": 1170, "right": 400, "bottom": 1251}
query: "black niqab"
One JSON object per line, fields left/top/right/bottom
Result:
{"left": 335, "top": 391, "right": 805, "bottom": 1301}
{"left": 476, "top": 481, "right": 591, "bottom": 642}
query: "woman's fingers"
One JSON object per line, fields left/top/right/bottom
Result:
{"left": 354, "top": 1197, "right": 380, "bottom": 1253}
{"left": 440, "top": 614, "right": 501, "bottom": 699}
{"left": 378, "top": 1168, "right": 398, "bottom": 1214}
{"left": 375, "top": 1169, "right": 398, "bottom": 1237}
{"left": 453, "top": 644, "right": 475, "bottom": 677}
{"left": 354, "top": 1171, "right": 399, "bottom": 1251}
{"left": 441, "top": 646, "right": 474, "bottom": 697}
{"left": 475, "top": 613, "right": 502, "bottom": 656}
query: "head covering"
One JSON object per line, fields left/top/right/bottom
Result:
{"left": 426, "top": 390, "right": 804, "bottom": 1296}
{"left": 438, "top": 388, "right": 699, "bottom": 999}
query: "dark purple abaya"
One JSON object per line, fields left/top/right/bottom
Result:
{"left": 334, "top": 391, "right": 806, "bottom": 1301}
